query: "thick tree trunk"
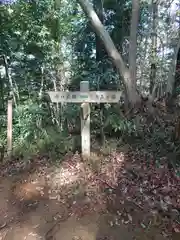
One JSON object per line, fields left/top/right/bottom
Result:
{"left": 128, "top": 0, "right": 139, "bottom": 85}
{"left": 77, "top": 0, "right": 141, "bottom": 107}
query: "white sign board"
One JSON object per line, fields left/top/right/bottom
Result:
{"left": 47, "top": 81, "right": 121, "bottom": 159}
{"left": 47, "top": 91, "right": 122, "bottom": 103}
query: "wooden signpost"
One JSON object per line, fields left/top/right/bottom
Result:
{"left": 48, "top": 81, "right": 122, "bottom": 159}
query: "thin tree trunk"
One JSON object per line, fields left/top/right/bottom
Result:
{"left": 150, "top": 0, "right": 158, "bottom": 94}
{"left": 128, "top": 0, "right": 139, "bottom": 85}
{"left": 0, "top": 75, "right": 4, "bottom": 111}
{"left": 57, "top": 64, "right": 66, "bottom": 132}
{"left": 2, "top": 55, "right": 17, "bottom": 106}
{"left": 52, "top": 77, "right": 60, "bottom": 126}
{"left": 7, "top": 100, "right": 12, "bottom": 159}
{"left": 139, "top": 35, "right": 149, "bottom": 87}
{"left": 93, "top": 0, "right": 106, "bottom": 61}
{"left": 39, "top": 66, "right": 44, "bottom": 100}
{"left": 77, "top": 0, "right": 141, "bottom": 107}
{"left": 93, "top": 0, "right": 105, "bottom": 144}
{"left": 37, "top": 66, "right": 45, "bottom": 129}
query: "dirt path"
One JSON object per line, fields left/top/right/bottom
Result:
{"left": 0, "top": 153, "right": 178, "bottom": 240}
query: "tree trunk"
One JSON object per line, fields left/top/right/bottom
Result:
{"left": 93, "top": 0, "right": 106, "bottom": 61}
{"left": 128, "top": 0, "right": 139, "bottom": 85}
{"left": 167, "top": 2, "right": 180, "bottom": 97}
{"left": 0, "top": 75, "right": 4, "bottom": 111}
{"left": 150, "top": 0, "right": 158, "bottom": 94}
{"left": 166, "top": 39, "right": 180, "bottom": 96}
{"left": 77, "top": 0, "right": 141, "bottom": 107}
{"left": 2, "top": 55, "right": 17, "bottom": 106}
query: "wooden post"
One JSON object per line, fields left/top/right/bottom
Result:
{"left": 80, "top": 81, "right": 90, "bottom": 159}
{"left": 47, "top": 82, "right": 122, "bottom": 159}
{"left": 7, "top": 100, "right": 12, "bottom": 158}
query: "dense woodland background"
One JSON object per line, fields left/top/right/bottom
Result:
{"left": 0, "top": 0, "right": 180, "bottom": 165}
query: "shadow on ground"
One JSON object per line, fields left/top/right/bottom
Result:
{"left": 0, "top": 148, "right": 179, "bottom": 240}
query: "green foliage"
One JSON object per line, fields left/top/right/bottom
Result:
{"left": 13, "top": 101, "right": 47, "bottom": 141}
{"left": 104, "top": 113, "right": 137, "bottom": 136}
{"left": 175, "top": 86, "right": 180, "bottom": 95}
{"left": 1, "top": 0, "right": 179, "bottom": 170}
{"left": 12, "top": 100, "right": 76, "bottom": 159}
{"left": 13, "top": 127, "right": 75, "bottom": 160}
{"left": 0, "top": 114, "right": 7, "bottom": 146}
{"left": 0, "top": 0, "right": 80, "bottom": 159}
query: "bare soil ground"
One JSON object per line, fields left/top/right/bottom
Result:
{"left": 0, "top": 149, "right": 179, "bottom": 240}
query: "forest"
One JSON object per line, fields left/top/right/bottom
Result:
{"left": 0, "top": 0, "right": 180, "bottom": 239}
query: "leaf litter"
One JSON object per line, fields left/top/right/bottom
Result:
{"left": 0, "top": 149, "right": 179, "bottom": 239}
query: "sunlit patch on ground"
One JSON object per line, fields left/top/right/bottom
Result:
{"left": 3, "top": 224, "right": 43, "bottom": 240}
{"left": 97, "top": 151, "right": 125, "bottom": 188}
{"left": 49, "top": 161, "right": 82, "bottom": 188}
{"left": 13, "top": 182, "right": 47, "bottom": 202}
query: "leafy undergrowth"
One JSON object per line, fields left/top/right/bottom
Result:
{"left": 0, "top": 145, "right": 180, "bottom": 239}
